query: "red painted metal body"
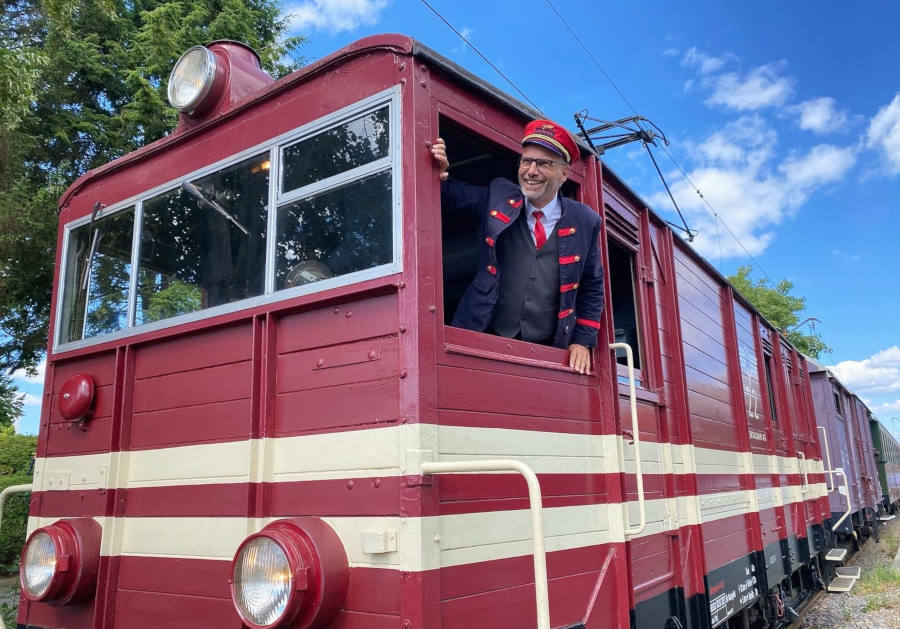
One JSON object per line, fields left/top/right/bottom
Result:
{"left": 24, "top": 34, "right": 838, "bottom": 629}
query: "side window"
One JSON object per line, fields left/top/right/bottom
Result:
{"left": 60, "top": 208, "right": 135, "bottom": 343}
{"left": 763, "top": 353, "right": 778, "bottom": 424}
{"left": 832, "top": 389, "right": 843, "bottom": 416}
{"left": 607, "top": 237, "right": 642, "bottom": 371}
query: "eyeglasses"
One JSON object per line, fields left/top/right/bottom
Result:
{"left": 518, "top": 156, "right": 568, "bottom": 171}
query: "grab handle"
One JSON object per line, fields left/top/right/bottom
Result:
{"left": 611, "top": 342, "right": 645, "bottom": 536}
{"left": 817, "top": 426, "right": 834, "bottom": 492}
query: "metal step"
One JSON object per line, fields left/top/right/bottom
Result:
{"left": 878, "top": 514, "right": 895, "bottom": 521}
{"left": 827, "top": 576, "right": 858, "bottom": 593}
{"left": 836, "top": 566, "right": 861, "bottom": 579}
{"left": 825, "top": 548, "right": 848, "bottom": 561}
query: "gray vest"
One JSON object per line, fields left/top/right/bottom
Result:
{"left": 490, "top": 215, "right": 560, "bottom": 343}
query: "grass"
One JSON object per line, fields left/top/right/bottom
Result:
{"left": 855, "top": 563, "right": 900, "bottom": 595}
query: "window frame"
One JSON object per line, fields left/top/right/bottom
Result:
{"left": 54, "top": 86, "right": 402, "bottom": 353}
{"left": 434, "top": 105, "right": 595, "bottom": 374}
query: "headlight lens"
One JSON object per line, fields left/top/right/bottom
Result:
{"left": 167, "top": 46, "right": 217, "bottom": 113}
{"left": 233, "top": 537, "right": 292, "bottom": 626}
{"left": 22, "top": 531, "right": 58, "bottom": 599}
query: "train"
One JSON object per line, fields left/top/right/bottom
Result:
{"left": 8, "top": 34, "right": 900, "bottom": 629}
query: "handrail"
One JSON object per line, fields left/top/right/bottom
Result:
{"left": 0, "top": 483, "right": 33, "bottom": 629}
{"left": 817, "top": 426, "right": 834, "bottom": 492}
{"left": 831, "top": 468, "right": 852, "bottom": 532}
{"left": 610, "top": 342, "right": 645, "bottom": 536}
{"left": 420, "top": 459, "right": 550, "bottom": 629}
{"left": 797, "top": 452, "right": 808, "bottom": 495}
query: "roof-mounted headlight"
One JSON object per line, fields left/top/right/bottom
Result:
{"left": 167, "top": 46, "right": 220, "bottom": 114}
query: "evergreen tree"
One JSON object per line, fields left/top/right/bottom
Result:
{"left": 0, "top": 0, "right": 304, "bottom": 386}
{"left": 728, "top": 266, "right": 831, "bottom": 358}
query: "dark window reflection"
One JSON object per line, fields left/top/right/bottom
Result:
{"left": 276, "top": 171, "right": 392, "bottom": 289}
{"left": 60, "top": 209, "right": 135, "bottom": 342}
{"left": 136, "top": 153, "right": 269, "bottom": 325}
{"left": 282, "top": 107, "right": 389, "bottom": 192}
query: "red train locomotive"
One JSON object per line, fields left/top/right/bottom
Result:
{"left": 13, "top": 35, "right": 869, "bottom": 629}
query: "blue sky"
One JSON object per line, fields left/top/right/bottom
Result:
{"left": 13, "top": 0, "right": 900, "bottom": 437}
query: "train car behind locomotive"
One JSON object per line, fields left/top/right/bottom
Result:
{"left": 12, "top": 35, "right": 846, "bottom": 629}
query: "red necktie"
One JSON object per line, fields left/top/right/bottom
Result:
{"left": 533, "top": 210, "right": 546, "bottom": 249}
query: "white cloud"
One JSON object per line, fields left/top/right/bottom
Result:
{"left": 872, "top": 399, "right": 900, "bottom": 416}
{"left": 285, "top": 0, "right": 388, "bottom": 33}
{"left": 12, "top": 359, "right": 45, "bottom": 384}
{"left": 777, "top": 144, "right": 857, "bottom": 188}
{"left": 790, "top": 97, "right": 848, "bottom": 134}
{"left": 452, "top": 27, "right": 474, "bottom": 54}
{"left": 829, "top": 346, "right": 900, "bottom": 397}
{"left": 22, "top": 393, "right": 42, "bottom": 407}
{"left": 681, "top": 47, "right": 726, "bottom": 74}
{"left": 651, "top": 117, "right": 855, "bottom": 259}
{"left": 866, "top": 93, "right": 900, "bottom": 175}
{"left": 705, "top": 63, "right": 793, "bottom": 111}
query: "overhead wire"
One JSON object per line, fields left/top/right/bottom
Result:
{"left": 543, "top": 0, "right": 773, "bottom": 282}
{"left": 418, "top": 0, "right": 546, "bottom": 115}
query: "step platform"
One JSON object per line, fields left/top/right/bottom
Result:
{"left": 825, "top": 548, "right": 848, "bottom": 562}
{"left": 827, "top": 576, "right": 857, "bottom": 593}
{"left": 836, "top": 566, "right": 861, "bottom": 579}
{"left": 878, "top": 514, "right": 895, "bottom": 521}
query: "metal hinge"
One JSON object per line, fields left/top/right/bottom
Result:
{"left": 639, "top": 263, "right": 656, "bottom": 285}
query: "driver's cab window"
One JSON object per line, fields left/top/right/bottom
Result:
{"left": 438, "top": 117, "right": 579, "bottom": 330}
{"left": 607, "top": 236, "right": 643, "bottom": 373}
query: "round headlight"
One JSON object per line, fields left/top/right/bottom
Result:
{"left": 20, "top": 519, "right": 101, "bottom": 606}
{"left": 167, "top": 46, "right": 218, "bottom": 113}
{"left": 233, "top": 537, "right": 292, "bottom": 627}
{"left": 230, "top": 518, "right": 349, "bottom": 629}
{"left": 22, "top": 531, "right": 57, "bottom": 599}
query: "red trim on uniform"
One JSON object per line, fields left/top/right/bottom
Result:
{"left": 489, "top": 209, "right": 511, "bottom": 223}
{"left": 558, "top": 308, "right": 574, "bottom": 319}
{"left": 560, "top": 282, "right": 579, "bottom": 292}
{"left": 486, "top": 265, "right": 497, "bottom": 275}
{"left": 558, "top": 227, "right": 576, "bottom": 236}
{"left": 559, "top": 255, "right": 580, "bottom": 264}
{"left": 576, "top": 318, "right": 602, "bottom": 329}
{"left": 507, "top": 198, "right": 523, "bottom": 209}
{"left": 484, "top": 237, "right": 495, "bottom": 246}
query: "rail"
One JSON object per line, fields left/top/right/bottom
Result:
{"left": 817, "top": 426, "right": 834, "bottom": 492}
{"left": 611, "top": 342, "right": 646, "bottom": 536}
{"left": 420, "top": 459, "right": 550, "bottom": 629}
{"left": 0, "top": 483, "right": 32, "bottom": 629}
{"left": 831, "top": 468, "right": 852, "bottom": 532}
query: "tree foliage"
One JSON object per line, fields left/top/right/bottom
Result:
{"left": 728, "top": 266, "right": 831, "bottom": 358}
{"left": 0, "top": 374, "right": 23, "bottom": 428}
{"left": 0, "top": 0, "right": 305, "bottom": 381}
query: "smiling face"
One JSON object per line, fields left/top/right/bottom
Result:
{"left": 517, "top": 143, "right": 570, "bottom": 209}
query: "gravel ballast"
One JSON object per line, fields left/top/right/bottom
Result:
{"left": 799, "top": 515, "right": 900, "bottom": 628}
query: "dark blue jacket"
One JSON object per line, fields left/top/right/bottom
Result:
{"left": 442, "top": 177, "right": 605, "bottom": 348}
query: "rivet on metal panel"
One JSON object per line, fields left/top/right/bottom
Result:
{"left": 432, "top": 534, "right": 441, "bottom": 543}
{"left": 345, "top": 311, "right": 352, "bottom": 318}
{"left": 399, "top": 370, "right": 408, "bottom": 379}
{"left": 403, "top": 620, "right": 411, "bottom": 629}
{"left": 429, "top": 305, "right": 436, "bottom": 313}
{"left": 346, "top": 480, "right": 354, "bottom": 490}
{"left": 399, "top": 324, "right": 407, "bottom": 333}
{"left": 419, "top": 78, "right": 427, "bottom": 88}
{"left": 316, "top": 358, "right": 324, "bottom": 368}
{"left": 372, "top": 478, "right": 381, "bottom": 488}
{"left": 398, "top": 62, "right": 406, "bottom": 71}
{"left": 368, "top": 350, "right": 377, "bottom": 359}
{"left": 398, "top": 281, "right": 406, "bottom": 288}
{"left": 333, "top": 306, "right": 340, "bottom": 314}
